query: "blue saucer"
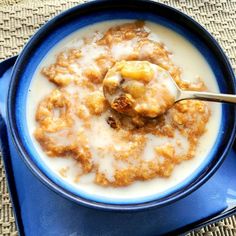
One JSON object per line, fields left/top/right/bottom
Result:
{"left": 0, "top": 57, "right": 236, "bottom": 235}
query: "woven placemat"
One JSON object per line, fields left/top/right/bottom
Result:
{"left": 0, "top": 0, "right": 235, "bottom": 235}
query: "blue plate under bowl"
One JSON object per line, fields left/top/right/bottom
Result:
{"left": 6, "top": 0, "right": 236, "bottom": 211}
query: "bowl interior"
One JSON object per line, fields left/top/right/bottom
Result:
{"left": 8, "top": 0, "right": 236, "bottom": 210}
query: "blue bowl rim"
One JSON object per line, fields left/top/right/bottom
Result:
{"left": 6, "top": 0, "right": 236, "bottom": 211}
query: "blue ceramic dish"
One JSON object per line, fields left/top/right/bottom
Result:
{"left": 6, "top": 0, "right": 236, "bottom": 211}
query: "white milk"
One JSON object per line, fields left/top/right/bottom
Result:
{"left": 27, "top": 20, "right": 221, "bottom": 200}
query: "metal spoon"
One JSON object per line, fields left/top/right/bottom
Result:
{"left": 103, "top": 61, "right": 236, "bottom": 118}
{"left": 174, "top": 83, "right": 236, "bottom": 104}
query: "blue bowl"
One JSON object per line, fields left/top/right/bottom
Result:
{"left": 6, "top": 0, "right": 236, "bottom": 211}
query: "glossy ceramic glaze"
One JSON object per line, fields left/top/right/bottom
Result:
{"left": 0, "top": 57, "right": 235, "bottom": 235}
{"left": 6, "top": 0, "right": 236, "bottom": 210}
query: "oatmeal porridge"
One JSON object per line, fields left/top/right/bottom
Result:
{"left": 27, "top": 20, "right": 221, "bottom": 199}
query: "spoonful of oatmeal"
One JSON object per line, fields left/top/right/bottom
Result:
{"left": 103, "top": 60, "right": 236, "bottom": 118}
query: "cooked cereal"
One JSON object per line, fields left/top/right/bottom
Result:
{"left": 33, "top": 21, "right": 211, "bottom": 187}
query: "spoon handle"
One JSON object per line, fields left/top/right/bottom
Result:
{"left": 178, "top": 90, "right": 236, "bottom": 104}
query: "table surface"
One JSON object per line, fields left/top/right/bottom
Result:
{"left": 0, "top": 0, "right": 235, "bottom": 235}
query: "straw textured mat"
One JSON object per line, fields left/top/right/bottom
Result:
{"left": 0, "top": 0, "right": 235, "bottom": 235}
